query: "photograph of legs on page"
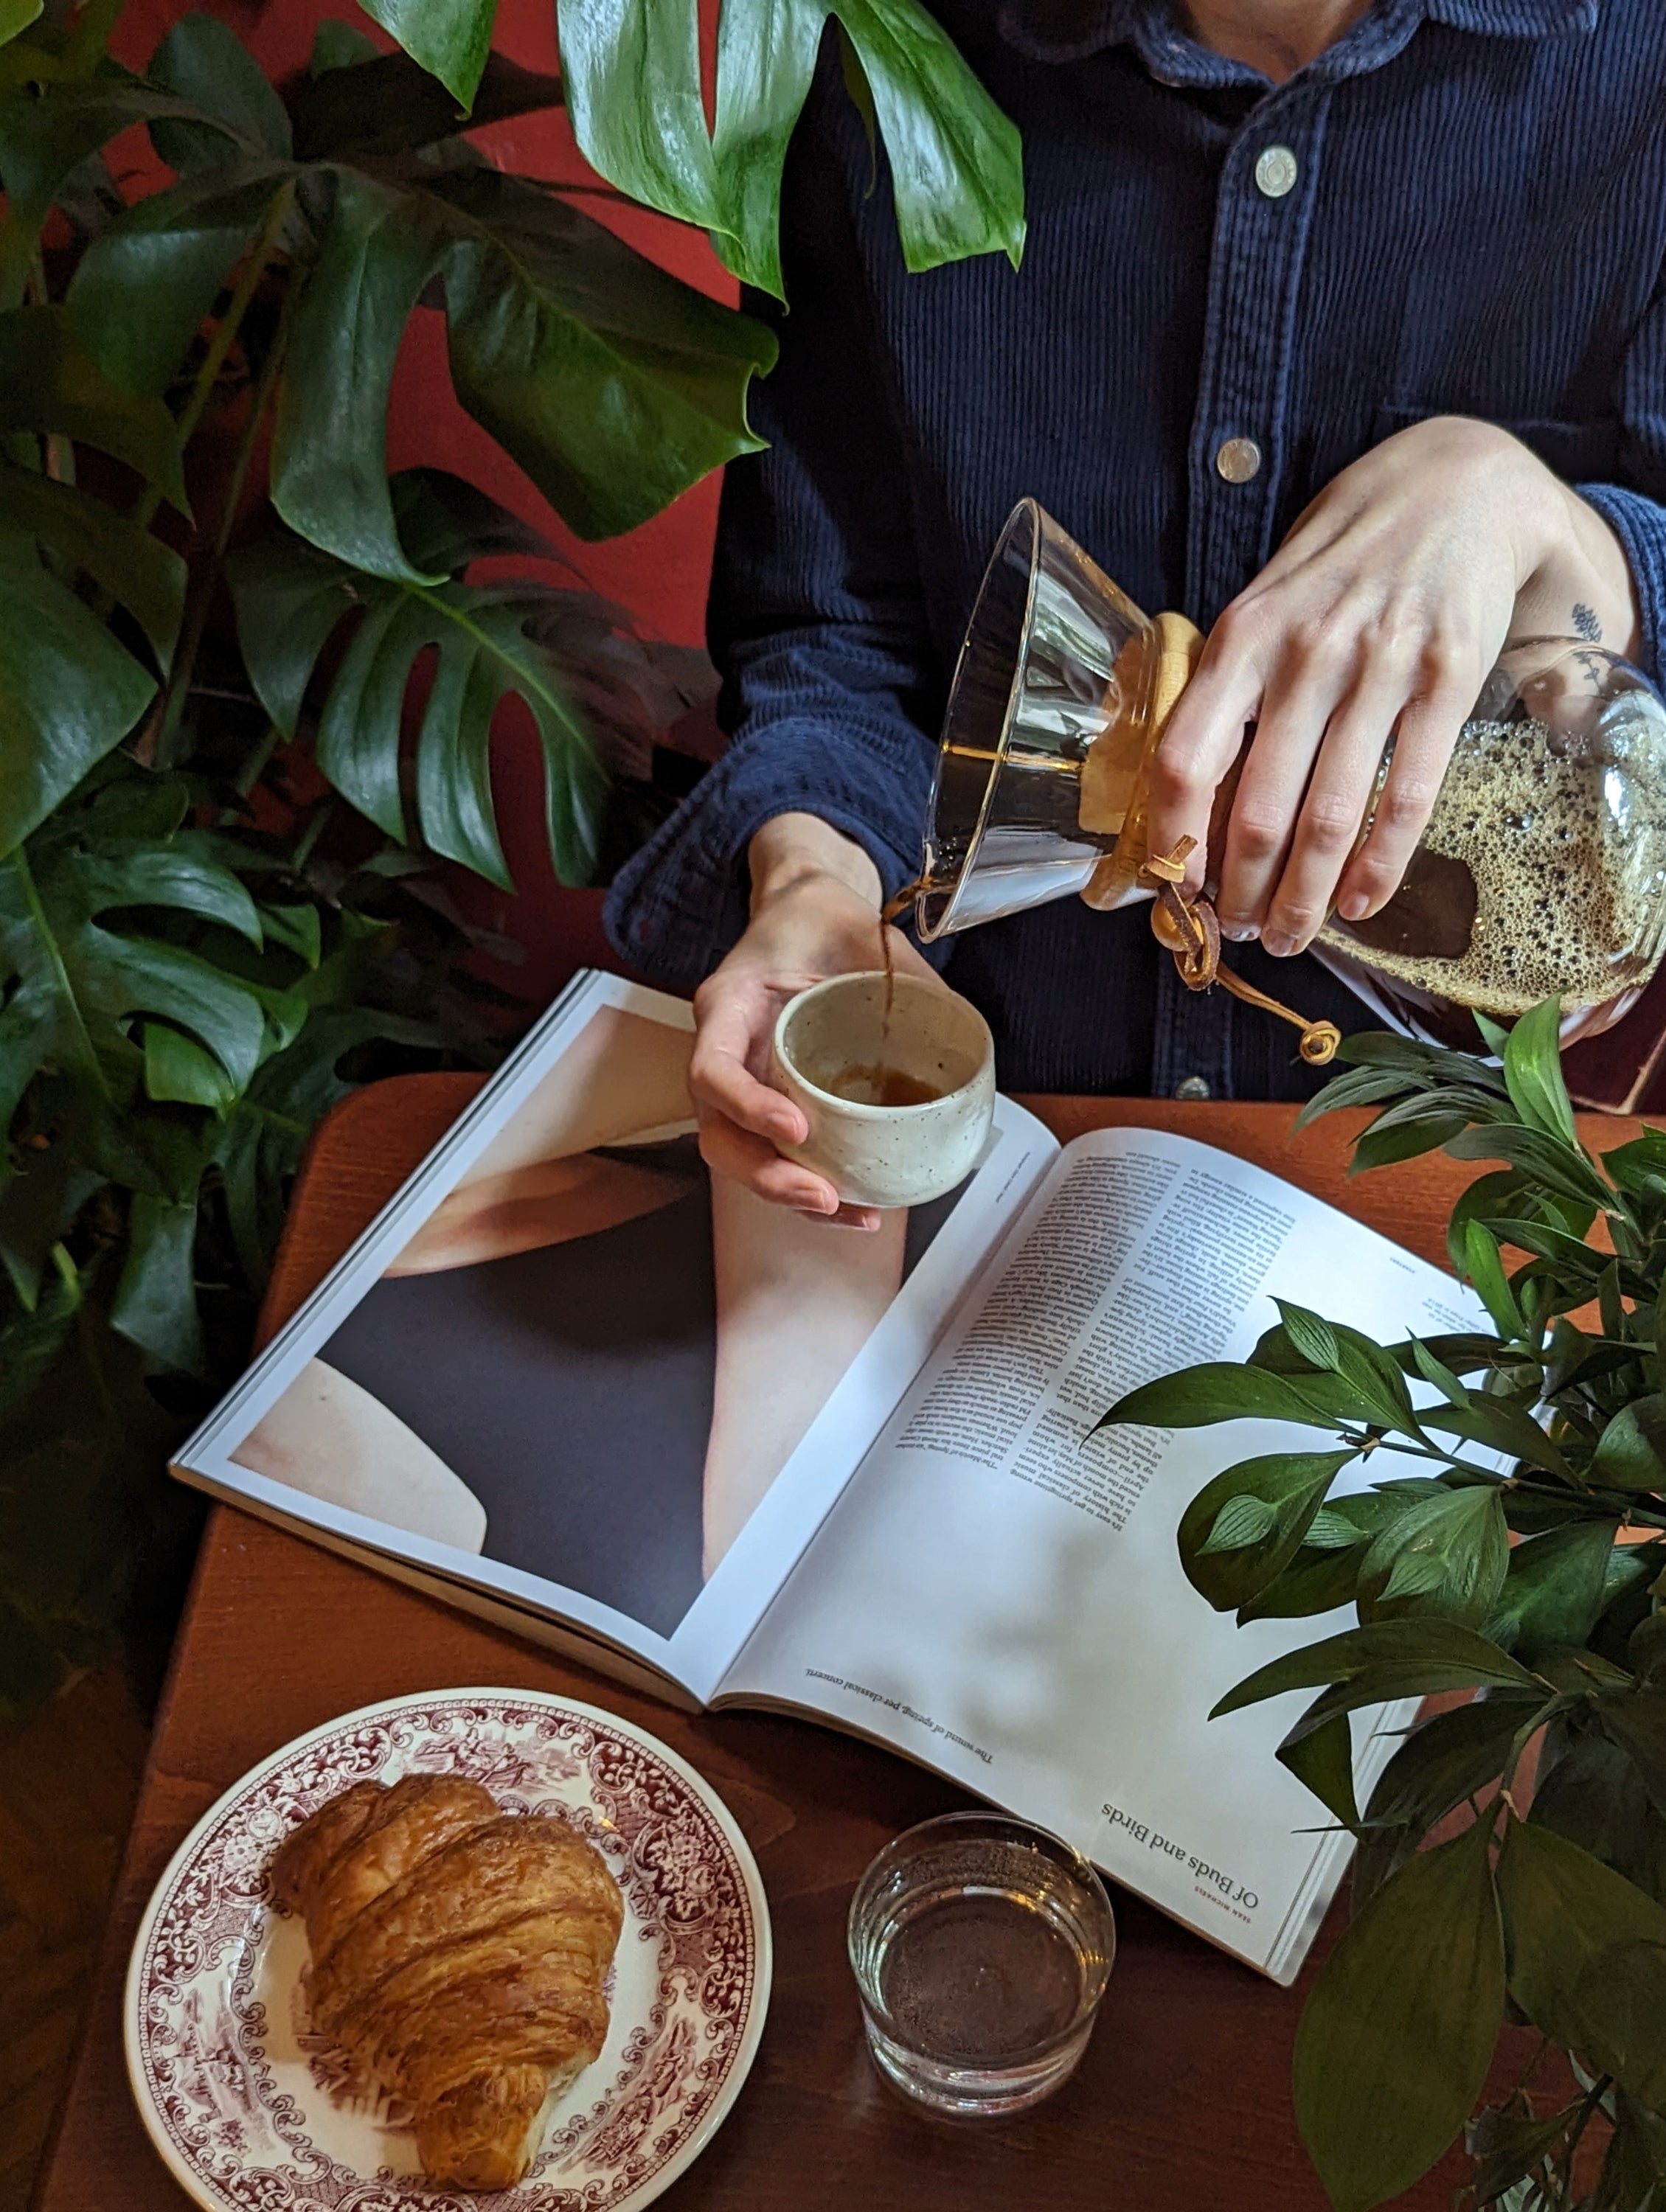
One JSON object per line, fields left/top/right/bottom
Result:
{"left": 226, "top": 1002, "right": 967, "bottom": 1639}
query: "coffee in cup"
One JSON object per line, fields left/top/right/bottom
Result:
{"left": 768, "top": 973, "right": 996, "bottom": 1209}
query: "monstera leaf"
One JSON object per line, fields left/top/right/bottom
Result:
{"left": 559, "top": 0, "right": 1026, "bottom": 301}
{"left": 228, "top": 472, "right": 620, "bottom": 888}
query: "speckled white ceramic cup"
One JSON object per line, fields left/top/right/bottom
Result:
{"left": 768, "top": 972, "right": 996, "bottom": 1209}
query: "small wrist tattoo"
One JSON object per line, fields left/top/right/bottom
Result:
{"left": 1572, "top": 601, "right": 1602, "bottom": 641}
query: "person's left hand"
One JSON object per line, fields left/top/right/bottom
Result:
{"left": 1143, "top": 415, "right": 1640, "bottom": 956}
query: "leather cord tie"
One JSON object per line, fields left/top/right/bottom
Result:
{"left": 1138, "top": 839, "right": 1342, "bottom": 1068}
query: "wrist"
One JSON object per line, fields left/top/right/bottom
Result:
{"left": 747, "top": 813, "right": 883, "bottom": 913}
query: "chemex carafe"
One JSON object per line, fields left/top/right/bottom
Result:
{"left": 912, "top": 499, "right": 1666, "bottom": 1051}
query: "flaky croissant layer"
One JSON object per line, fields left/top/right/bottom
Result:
{"left": 271, "top": 1773, "right": 624, "bottom": 2189}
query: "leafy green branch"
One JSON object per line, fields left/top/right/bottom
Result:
{"left": 1098, "top": 996, "right": 1666, "bottom": 2212}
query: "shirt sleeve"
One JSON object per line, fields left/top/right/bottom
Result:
{"left": 603, "top": 68, "right": 940, "bottom": 994}
{"left": 1575, "top": 268, "right": 1666, "bottom": 683}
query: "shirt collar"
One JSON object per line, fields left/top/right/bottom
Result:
{"left": 998, "top": 0, "right": 1598, "bottom": 81}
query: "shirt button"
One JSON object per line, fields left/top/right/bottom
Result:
{"left": 1254, "top": 145, "right": 1299, "bottom": 199}
{"left": 1215, "top": 436, "right": 1263, "bottom": 484}
{"left": 1175, "top": 1075, "right": 1212, "bottom": 1101}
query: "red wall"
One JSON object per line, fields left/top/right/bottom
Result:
{"left": 115, "top": 0, "right": 735, "bottom": 1002}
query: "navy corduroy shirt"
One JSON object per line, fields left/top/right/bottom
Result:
{"left": 605, "top": 0, "right": 1666, "bottom": 1100}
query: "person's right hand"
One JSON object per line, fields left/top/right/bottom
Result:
{"left": 690, "top": 813, "right": 937, "bottom": 1231}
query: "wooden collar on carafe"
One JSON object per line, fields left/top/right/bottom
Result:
{"left": 1079, "top": 610, "right": 1341, "bottom": 1069}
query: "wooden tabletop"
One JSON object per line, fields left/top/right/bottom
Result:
{"left": 38, "top": 1081, "right": 1612, "bottom": 2212}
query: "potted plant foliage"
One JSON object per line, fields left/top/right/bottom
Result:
{"left": 0, "top": 0, "right": 1025, "bottom": 1717}
{"left": 1100, "top": 1000, "right": 1666, "bottom": 2212}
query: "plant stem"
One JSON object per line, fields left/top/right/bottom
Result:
{"left": 133, "top": 177, "right": 299, "bottom": 538}
{"left": 152, "top": 243, "right": 307, "bottom": 771}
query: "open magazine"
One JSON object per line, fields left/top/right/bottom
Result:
{"left": 174, "top": 969, "right": 1485, "bottom": 1984}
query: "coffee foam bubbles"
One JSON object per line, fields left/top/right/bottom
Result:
{"left": 1317, "top": 716, "right": 1666, "bottom": 1018}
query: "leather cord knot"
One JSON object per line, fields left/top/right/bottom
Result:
{"left": 1137, "top": 840, "right": 1342, "bottom": 1068}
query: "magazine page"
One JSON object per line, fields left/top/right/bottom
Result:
{"left": 173, "top": 968, "right": 1057, "bottom": 1698}
{"left": 716, "top": 1126, "right": 1489, "bottom": 1981}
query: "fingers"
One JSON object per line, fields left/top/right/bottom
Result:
{"left": 689, "top": 979, "right": 807, "bottom": 1149}
{"left": 696, "top": 1111, "right": 880, "bottom": 1230}
{"left": 1144, "top": 620, "right": 1266, "bottom": 894}
{"left": 1334, "top": 672, "right": 1476, "bottom": 923}
{"left": 1245, "top": 657, "right": 1411, "bottom": 954}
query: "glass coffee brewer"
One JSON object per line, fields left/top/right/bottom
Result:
{"left": 911, "top": 499, "right": 1666, "bottom": 1054}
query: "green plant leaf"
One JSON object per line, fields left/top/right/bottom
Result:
{"left": 147, "top": 11, "right": 293, "bottom": 173}
{"left": 1197, "top": 1492, "right": 1278, "bottom": 1553}
{"left": 1293, "top": 1815, "right": 1504, "bottom": 2212}
{"left": 227, "top": 493, "right": 608, "bottom": 887}
{"left": 431, "top": 167, "right": 777, "bottom": 542}
{"left": 67, "top": 162, "right": 291, "bottom": 399}
{"left": 271, "top": 167, "right": 777, "bottom": 571}
{"left": 1359, "top": 1483, "right": 1510, "bottom": 1627}
{"left": 1464, "top": 1217, "right": 1524, "bottom": 1339}
{"left": 1415, "top": 1394, "right": 1572, "bottom": 1480}
{"left": 0, "top": 1, "right": 43, "bottom": 47}
{"left": 1593, "top": 2090, "right": 1666, "bottom": 2212}
{"left": 0, "top": 307, "right": 189, "bottom": 509}
{"left": 1353, "top": 1693, "right": 1548, "bottom": 1916}
{"left": 1213, "top": 1618, "right": 1535, "bottom": 1726}
{"left": 1277, "top": 1704, "right": 1359, "bottom": 1828}
{"left": 111, "top": 1189, "right": 206, "bottom": 1374}
{"left": 709, "top": 0, "right": 1024, "bottom": 297}
{"left": 1409, "top": 1335, "right": 1471, "bottom": 1408}
{"left": 557, "top": 0, "right": 721, "bottom": 233}
{"left": 310, "top": 19, "right": 381, "bottom": 74}
{"left": 1465, "top": 2101, "right": 1586, "bottom": 2210}
{"left": 1096, "top": 1360, "right": 1367, "bottom": 1439}
{"left": 1502, "top": 995, "right": 1578, "bottom": 1148}
{"left": 355, "top": 0, "right": 496, "bottom": 109}
{"left": 0, "top": 529, "right": 158, "bottom": 858}
{"left": 1179, "top": 1449, "right": 1356, "bottom": 1610}
{"left": 1599, "top": 1688, "right": 1666, "bottom": 1821}
{"left": 0, "top": 456, "right": 185, "bottom": 668}
{"left": 1445, "top": 1120, "right": 1611, "bottom": 1211}
{"left": 0, "top": 77, "right": 240, "bottom": 308}
{"left": 287, "top": 46, "right": 564, "bottom": 161}
{"left": 143, "top": 1021, "right": 235, "bottom": 1108}
{"left": 1496, "top": 1819, "right": 1666, "bottom": 2109}
{"left": 1484, "top": 1522, "right": 1620, "bottom": 1662}
{"left": 1594, "top": 1397, "right": 1666, "bottom": 1492}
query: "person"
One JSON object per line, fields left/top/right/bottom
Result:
{"left": 605, "top": 0, "right": 1665, "bottom": 1230}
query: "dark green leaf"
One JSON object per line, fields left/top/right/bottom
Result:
{"left": 1593, "top": 2089, "right": 1666, "bottom": 2212}
{"left": 1600, "top": 1688, "right": 1666, "bottom": 1821}
{"left": 67, "top": 163, "right": 290, "bottom": 399}
{"left": 356, "top": 0, "right": 495, "bottom": 109}
{"left": 1496, "top": 1819, "right": 1666, "bottom": 2108}
{"left": 1445, "top": 1120, "right": 1611, "bottom": 1210}
{"left": 143, "top": 1021, "right": 234, "bottom": 1108}
{"left": 1179, "top": 1449, "right": 1355, "bottom": 1609}
{"left": 1277, "top": 1703, "right": 1359, "bottom": 1828}
{"left": 0, "top": 528, "right": 157, "bottom": 857}
{"left": 0, "top": 2, "right": 43, "bottom": 47}
{"left": 1484, "top": 1522, "right": 1620, "bottom": 1662}
{"left": 1352, "top": 1110, "right": 1473, "bottom": 1175}
{"left": 1294, "top": 1815, "right": 1504, "bottom": 2212}
{"left": 1354, "top": 1694, "right": 1547, "bottom": 1916}
{"left": 288, "top": 46, "right": 564, "bottom": 161}
{"left": 1417, "top": 1394, "right": 1572, "bottom": 1479}
{"left": 1502, "top": 996, "right": 1578, "bottom": 1148}
{"left": 227, "top": 507, "right": 606, "bottom": 887}
{"left": 1603, "top": 1127, "right": 1666, "bottom": 1201}
{"left": 558, "top": 0, "right": 721, "bottom": 234}
{"left": 1237, "top": 1543, "right": 1368, "bottom": 1622}
{"left": 1409, "top": 1335, "right": 1471, "bottom": 1408}
{"left": 0, "top": 456, "right": 185, "bottom": 666}
{"left": 1198, "top": 1492, "right": 1278, "bottom": 1554}
{"left": 147, "top": 12, "right": 292, "bottom": 173}
{"left": 0, "top": 307, "right": 188, "bottom": 509}
{"left": 708, "top": 0, "right": 1025, "bottom": 298}
{"left": 1359, "top": 1483, "right": 1510, "bottom": 1627}
{"left": 1465, "top": 2101, "right": 1584, "bottom": 2209}
{"left": 0, "top": 77, "right": 239, "bottom": 308}
{"left": 1530, "top": 1720, "right": 1666, "bottom": 1902}
{"left": 110, "top": 1190, "right": 205, "bottom": 1374}
{"left": 310, "top": 19, "right": 380, "bottom": 74}
{"left": 1447, "top": 1172, "right": 1530, "bottom": 1280}
{"left": 1594, "top": 1398, "right": 1666, "bottom": 1493}
{"left": 1212, "top": 1618, "right": 1535, "bottom": 1722}
{"left": 1465, "top": 1217, "right": 1524, "bottom": 1339}
{"left": 1096, "top": 1361, "right": 1365, "bottom": 1439}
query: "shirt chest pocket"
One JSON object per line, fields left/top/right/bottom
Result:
{"left": 1373, "top": 403, "right": 1622, "bottom": 487}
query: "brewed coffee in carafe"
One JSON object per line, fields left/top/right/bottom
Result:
{"left": 912, "top": 500, "right": 1666, "bottom": 1048}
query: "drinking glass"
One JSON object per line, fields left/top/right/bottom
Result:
{"left": 847, "top": 1810, "right": 1115, "bottom": 2117}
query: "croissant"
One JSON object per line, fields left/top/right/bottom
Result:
{"left": 271, "top": 1773, "right": 624, "bottom": 2189}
